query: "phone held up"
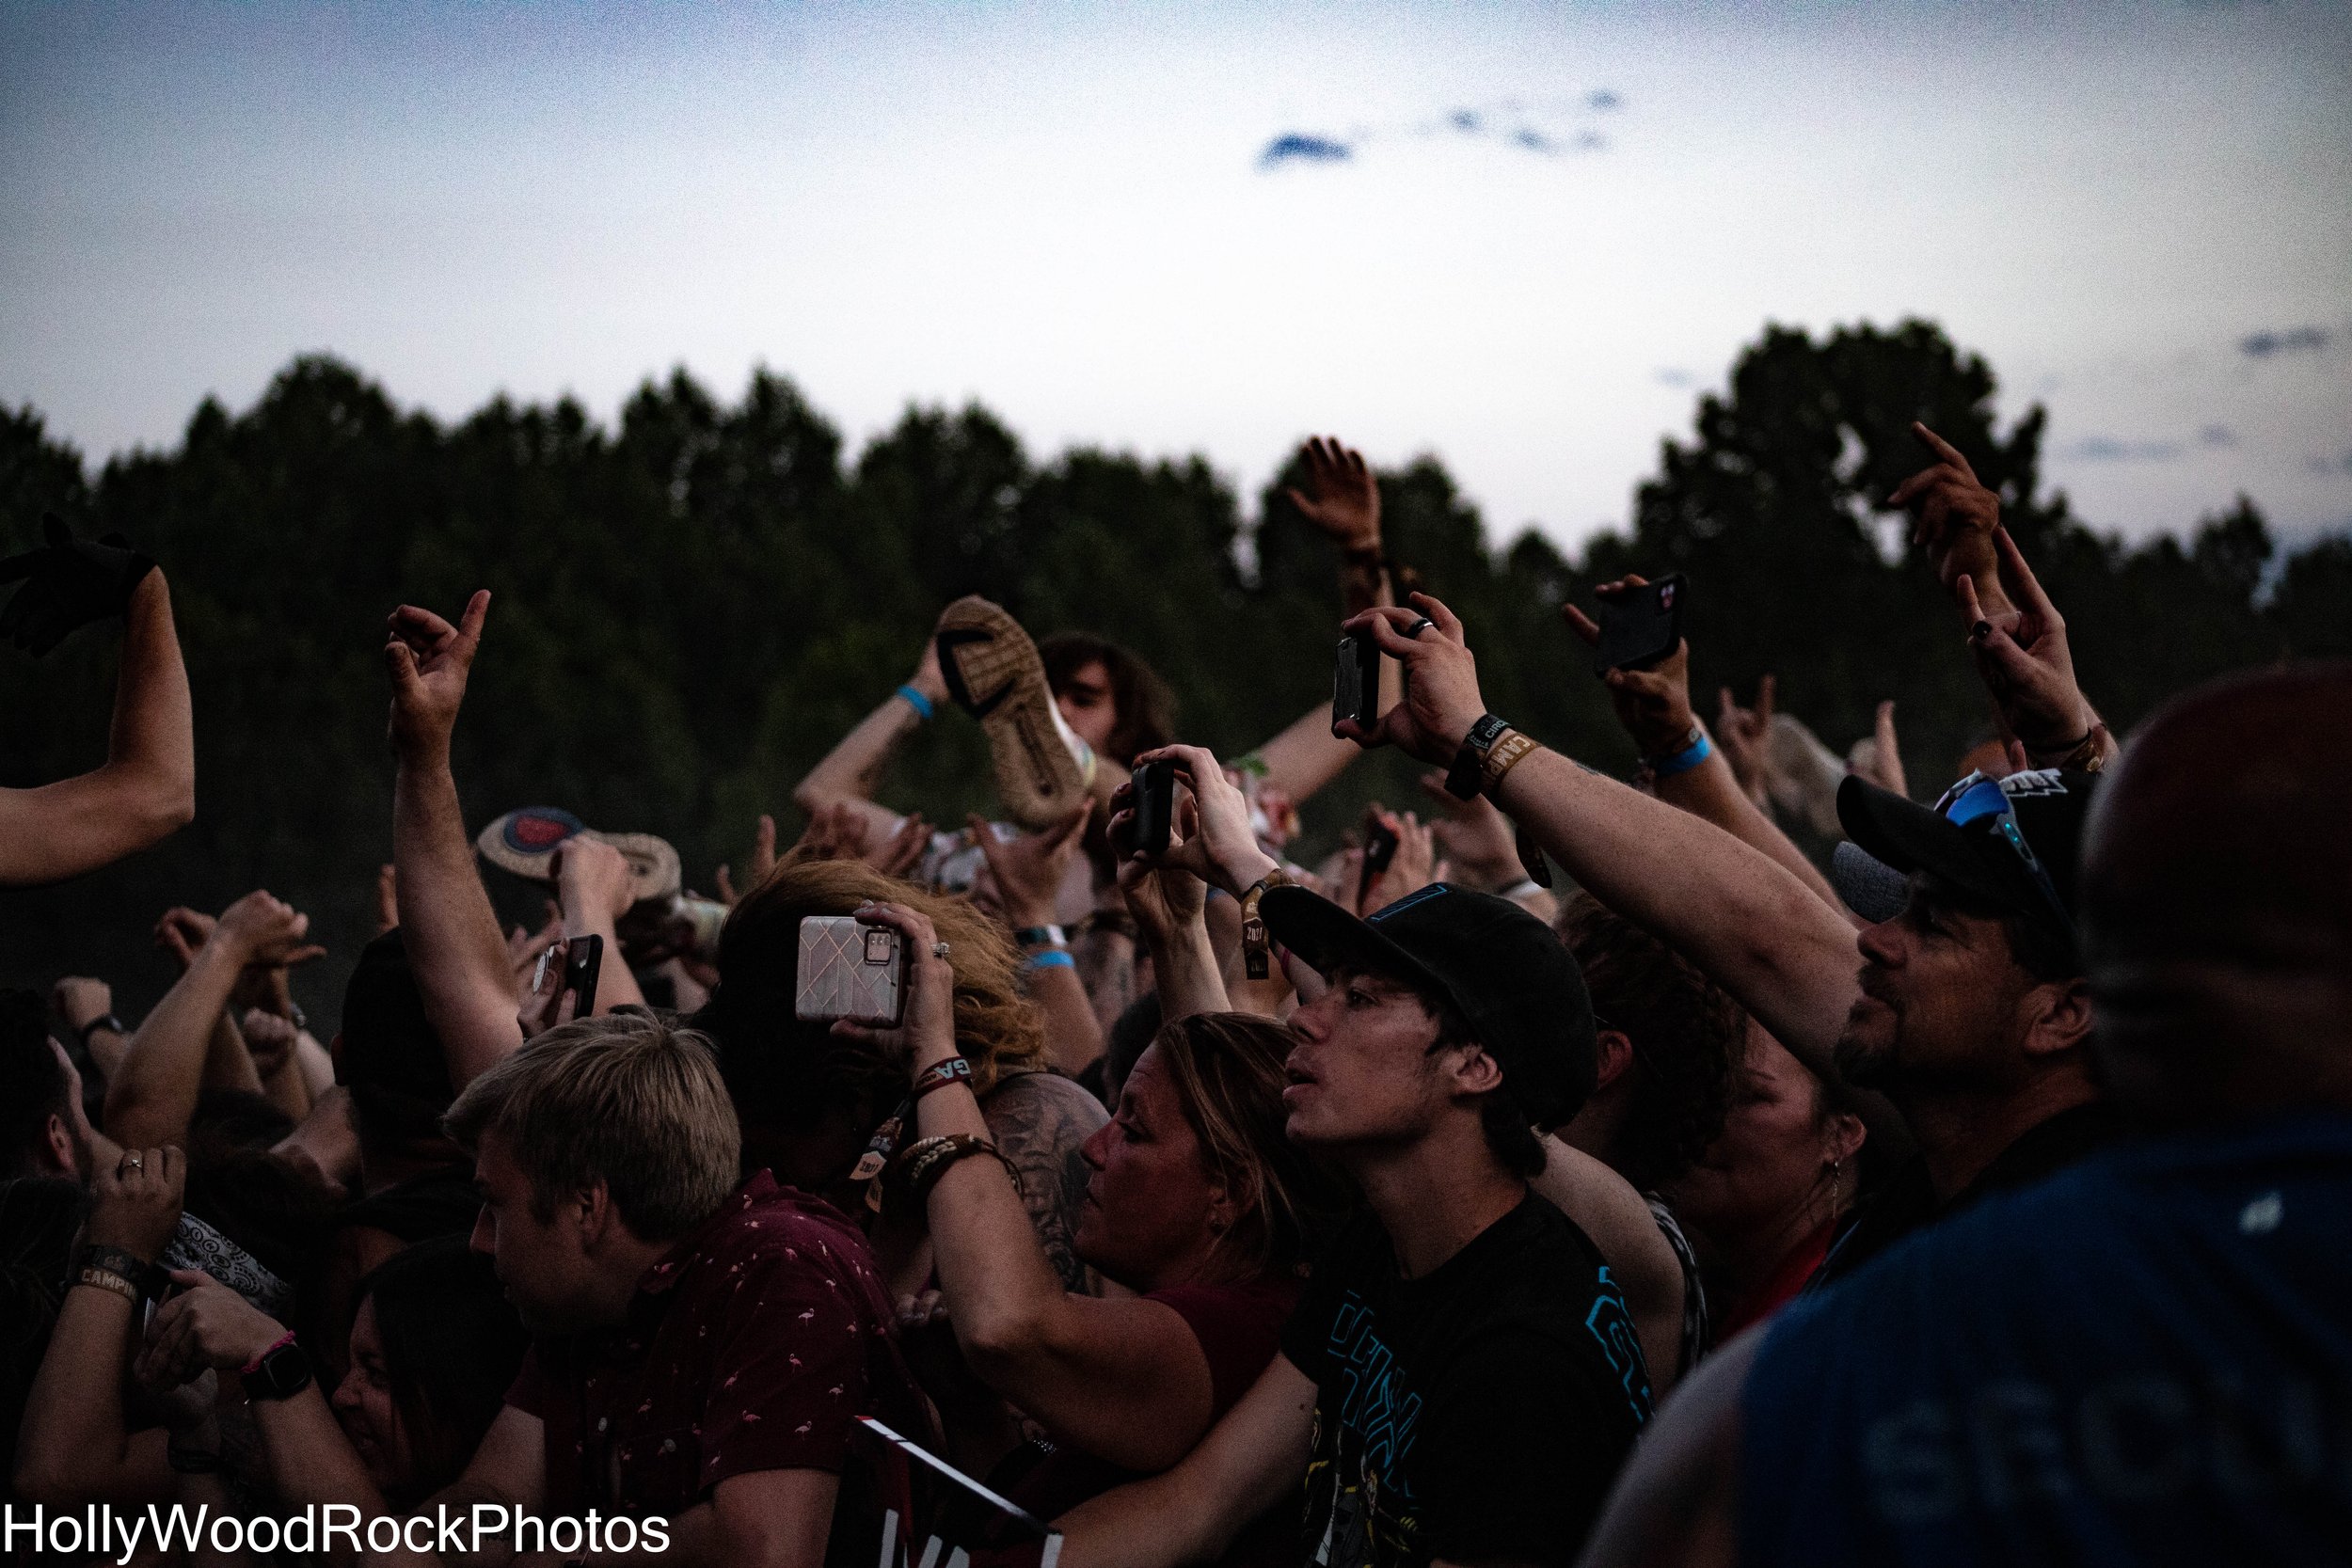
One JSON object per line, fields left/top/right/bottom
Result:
{"left": 1332, "top": 627, "right": 1380, "bottom": 734}
{"left": 1129, "top": 758, "right": 1176, "bottom": 856}
{"left": 563, "top": 934, "right": 603, "bottom": 1018}
{"left": 1593, "top": 574, "right": 1688, "bottom": 676}
{"left": 796, "top": 915, "right": 909, "bottom": 1027}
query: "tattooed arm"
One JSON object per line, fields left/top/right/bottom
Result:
{"left": 980, "top": 1070, "right": 1108, "bottom": 1293}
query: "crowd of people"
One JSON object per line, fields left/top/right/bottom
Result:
{"left": 2, "top": 424, "right": 2344, "bottom": 1568}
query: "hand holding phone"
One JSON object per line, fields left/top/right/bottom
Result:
{"left": 1129, "top": 758, "right": 1176, "bottom": 856}
{"left": 795, "top": 916, "right": 908, "bottom": 1026}
{"left": 1332, "top": 628, "right": 1380, "bottom": 734}
{"left": 1591, "top": 574, "right": 1688, "bottom": 675}
{"left": 1356, "top": 814, "right": 1401, "bottom": 911}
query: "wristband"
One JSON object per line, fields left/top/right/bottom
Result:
{"left": 78, "top": 1012, "right": 127, "bottom": 1047}
{"left": 1023, "top": 948, "right": 1076, "bottom": 974}
{"left": 73, "top": 1266, "right": 143, "bottom": 1308}
{"left": 75, "top": 1243, "right": 165, "bottom": 1302}
{"left": 1238, "top": 868, "right": 1296, "bottom": 980}
{"left": 910, "top": 1055, "right": 974, "bottom": 1101}
{"left": 895, "top": 1134, "right": 1023, "bottom": 1204}
{"left": 1480, "top": 729, "right": 1539, "bottom": 795}
{"left": 1013, "top": 924, "right": 1067, "bottom": 949}
{"left": 240, "top": 1330, "right": 297, "bottom": 1377}
{"left": 897, "top": 685, "right": 935, "bottom": 721}
{"left": 1445, "top": 714, "right": 1513, "bottom": 800}
{"left": 1645, "top": 727, "right": 1714, "bottom": 778}
{"left": 241, "top": 1336, "right": 312, "bottom": 1403}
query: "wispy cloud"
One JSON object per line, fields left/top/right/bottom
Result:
{"left": 2198, "top": 423, "right": 2237, "bottom": 448}
{"left": 2065, "top": 436, "right": 2185, "bottom": 461}
{"left": 2240, "top": 325, "right": 2333, "bottom": 357}
{"left": 1258, "top": 90, "right": 1621, "bottom": 172}
{"left": 1257, "top": 134, "right": 1353, "bottom": 168}
{"left": 2308, "top": 449, "right": 2352, "bottom": 476}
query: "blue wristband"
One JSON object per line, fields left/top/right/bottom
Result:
{"left": 1023, "top": 948, "right": 1076, "bottom": 974}
{"left": 1648, "top": 730, "right": 1714, "bottom": 778}
{"left": 897, "top": 685, "right": 935, "bottom": 721}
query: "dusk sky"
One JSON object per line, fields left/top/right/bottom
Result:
{"left": 5, "top": 1, "right": 2347, "bottom": 556}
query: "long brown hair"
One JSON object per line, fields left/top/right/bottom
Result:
{"left": 698, "top": 859, "right": 1048, "bottom": 1144}
{"left": 1150, "top": 1012, "right": 1349, "bottom": 1278}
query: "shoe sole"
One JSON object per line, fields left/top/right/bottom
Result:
{"left": 935, "top": 596, "right": 1092, "bottom": 831}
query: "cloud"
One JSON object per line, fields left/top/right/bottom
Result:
{"left": 1448, "top": 109, "right": 1482, "bottom": 134}
{"left": 1588, "top": 89, "right": 1623, "bottom": 111}
{"left": 2308, "top": 450, "right": 2352, "bottom": 476}
{"left": 2239, "top": 325, "right": 2333, "bottom": 357}
{"left": 1655, "top": 369, "right": 1695, "bottom": 388}
{"left": 1511, "top": 128, "right": 1556, "bottom": 153}
{"left": 1257, "top": 134, "right": 1353, "bottom": 169}
{"left": 2065, "top": 436, "right": 2184, "bottom": 462}
{"left": 2198, "top": 424, "right": 2237, "bottom": 448}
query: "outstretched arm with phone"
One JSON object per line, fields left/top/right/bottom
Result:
{"left": 1562, "top": 576, "right": 1850, "bottom": 920}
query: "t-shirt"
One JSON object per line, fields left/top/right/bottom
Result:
{"left": 1279, "top": 1196, "right": 1654, "bottom": 1568}
{"left": 1812, "top": 1099, "right": 2129, "bottom": 1288}
{"left": 1741, "top": 1115, "right": 2352, "bottom": 1566}
{"left": 997, "top": 1275, "right": 1301, "bottom": 1566}
{"left": 505, "top": 1171, "right": 927, "bottom": 1518}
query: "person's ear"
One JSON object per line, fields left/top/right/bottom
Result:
{"left": 570, "top": 1180, "right": 616, "bottom": 1251}
{"left": 1822, "top": 1111, "right": 1866, "bottom": 1170}
{"left": 41, "top": 1112, "right": 76, "bottom": 1177}
{"left": 1592, "top": 1029, "right": 1636, "bottom": 1092}
{"left": 2021, "top": 975, "right": 2094, "bottom": 1059}
{"left": 1444, "top": 1043, "right": 1505, "bottom": 1098}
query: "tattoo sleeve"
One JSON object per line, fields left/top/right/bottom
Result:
{"left": 982, "top": 1072, "right": 1108, "bottom": 1293}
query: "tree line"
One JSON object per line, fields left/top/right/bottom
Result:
{"left": 7, "top": 319, "right": 2346, "bottom": 1025}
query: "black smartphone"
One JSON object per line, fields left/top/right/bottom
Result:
{"left": 564, "top": 933, "right": 603, "bottom": 1018}
{"left": 1332, "top": 628, "right": 1379, "bottom": 732}
{"left": 1594, "top": 574, "right": 1688, "bottom": 675}
{"left": 1357, "top": 816, "right": 1400, "bottom": 910}
{"left": 1131, "top": 758, "right": 1176, "bottom": 856}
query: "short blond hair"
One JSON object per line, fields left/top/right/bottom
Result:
{"left": 443, "top": 1013, "right": 739, "bottom": 1241}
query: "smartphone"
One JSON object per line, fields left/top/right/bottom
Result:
{"left": 563, "top": 934, "right": 603, "bottom": 1018}
{"left": 1357, "top": 816, "right": 1400, "bottom": 910}
{"left": 1332, "top": 628, "right": 1379, "bottom": 733}
{"left": 1594, "top": 574, "right": 1688, "bottom": 675}
{"left": 1130, "top": 758, "right": 1176, "bottom": 856}
{"left": 795, "top": 915, "right": 909, "bottom": 1026}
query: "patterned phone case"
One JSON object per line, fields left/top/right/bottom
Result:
{"left": 795, "top": 915, "right": 909, "bottom": 1025}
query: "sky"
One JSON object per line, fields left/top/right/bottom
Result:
{"left": 4, "top": 1, "right": 2348, "bottom": 558}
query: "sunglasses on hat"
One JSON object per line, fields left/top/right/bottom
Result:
{"left": 1932, "top": 771, "right": 2075, "bottom": 943}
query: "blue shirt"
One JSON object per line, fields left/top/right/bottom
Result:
{"left": 1741, "top": 1115, "right": 2352, "bottom": 1566}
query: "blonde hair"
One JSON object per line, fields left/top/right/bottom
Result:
{"left": 698, "top": 859, "right": 1048, "bottom": 1140}
{"left": 443, "top": 1013, "right": 739, "bottom": 1241}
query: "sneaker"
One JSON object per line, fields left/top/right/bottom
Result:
{"left": 934, "top": 596, "right": 1100, "bottom": 830}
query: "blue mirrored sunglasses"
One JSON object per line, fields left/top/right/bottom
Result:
{"left": 1931, "top": 771, "right": 2076, "bottom": 942}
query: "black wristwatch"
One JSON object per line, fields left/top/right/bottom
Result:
{"left": 1444, "top": 714, "right": 1513, "bottom": 800}
{"left": 78, "top": 1012, "right": 127, "bottom": 1047}
{"left": 241, "top": 1338, "right": 313, "bottom": 1402}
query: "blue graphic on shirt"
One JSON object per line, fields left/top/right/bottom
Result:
{"left": 1584, "top": 1266, "right": 1655, "bottom": 1423}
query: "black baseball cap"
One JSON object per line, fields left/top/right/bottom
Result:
{"left": 337, "top": 928, "right": 456, "bottom": 1140}
{"left": 1836, "top": 768, "right": 2100, "bottom": 954}
{"left": 1259, "top": 882, "right": 1597, "bottom": 1129}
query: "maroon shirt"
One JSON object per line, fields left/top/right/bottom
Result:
{"left": 994, "top": 1275, "right": 1301, "bottom": 1564}
{"left": 506, "top": 1171, "right": 926, "bottom": 1517}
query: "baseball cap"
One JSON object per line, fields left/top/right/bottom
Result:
{"left": 1836, "top": 768, "right": 2100, "bottom": 954}
{"left": 475, "top": 806, "right": 681, "bottom": 906}
{"left": 337, "top": 928, "right": 455, "bottom": 1142}
{"left": 1259, "top": 882, "right": 1597, "bottom": 1129}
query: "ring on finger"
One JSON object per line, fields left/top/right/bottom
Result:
{"left": 1969, "top": 620, "right": 1993, "bottom": 641}
{"left": 120, "top": 1153, "right": 145, "bottom": 1174}
{"left": 1403, "top": 616, "right": 1435, "bottom": 639}
{"left": 931, "top": 941, "right": 951, "bottom": 959}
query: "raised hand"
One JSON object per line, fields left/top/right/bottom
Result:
{"left": 1889, "top": 423, "right": 2010, "bottom": 616}
{"left": 1851, "top": 701, "right": 1910, "bottom": 798}
{"left": 1120, "top": 745, "right": 1277, "bottom": 897}
{"left": 238, "top": 1006, "right": 300, "bottom": 1079}
{"left": 1334, "top": 594, "right": 1486, "bottom": 768}
{"left": 1562, "top": 576, "right": 1700, "bottom": 757}
{"left": 1284, "top": 436, "right": 1382, "bottom": 554}
{"left": 0, "top": 513, "right": 157, "bottom": 657}
{"left": 1360, "top": 810, "right": 1447, "bottom": 915}
{"left": 384, "top": 590, "right": 489, "bottom": 763}
{"left": 971, "top": 807, "right": 1089, "bottom": 929}
{"left": 829, "top": 900, "right": 957, "bottom": 1072}
{"left": 865, "top": 813, "right": 930, "bottom": 879}
{"left": 1959, "top": 527, "right": 2094, "bottom": 757}
{"left": 1714, "top": 676, "right": 1775, "bottom": 806}
{"left": 715, "top": 814, "right": 780, "bottom": 904}
{"left": 87, "top": 1144, "right": 184, "bottom": 1261}
{"left": 1416, "top": 773, "right": 1524, "bottom": 891}
{"left": 554, "top": 835, "right": 637, "bottom": 922}
{"left": 213, "top": 890, "right": 318, "bottom": 970}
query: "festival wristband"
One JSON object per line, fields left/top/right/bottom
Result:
{"left": 75, "top": 1243, "right": 164, "bottom": 1302}
{"left": 1023, "top": 948, "right": 1076, "bottom": 974}
{"left": 1239, "top": 868, "right": 1296, "bottom": 979}
{"left": 1645, "top": 727, "right": 1714, "bottom": 778}
{"left": 911, "top": 1055, "right": 975, "bottom": 1101}
{"left": 1445, "top": 714, "right": 1513, "bottom": 800}
{"left": 73, "top": 1266, "right": 142, "bottom": 1307}
{"left": 897, "top": 685, "right": 935, "bottom": 721}
{"left": 1479, "top": 729, "right": 1539, "bottom": 795}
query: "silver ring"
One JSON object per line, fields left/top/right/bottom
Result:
{"left": 121, "top": 1153, "right": 144, "bottom": 1174}
{"left": 931, "top": 941, "right": 951, "bottom": 959}
{"left": 1404, "top": 616, "right": 1435, "bottom": 639}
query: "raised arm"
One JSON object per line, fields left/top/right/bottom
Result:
{"left": 549, "top": 835, "right": 650, "bottom": 1016}
{"left": 386, "top": 591, "right": 526, "bottom": 1086}
{"left": 0, "top": 561, "right": 195, "bottom": 886}
{"left": 1109, "top": 750, "right": 1286, "bottom": 1020}
{"left": 1564, "top": 577, "right": 1851, "bottom": 919}
{"left": 839, "top": 903, "right": 1227, "bottom": 1473}
{"left": 789, "top": 618, "right": 950, "bottom": 844}
{"left": 105, "top": 892, "right": 311, "bottom": 1149}
{"left": 972, "top": 807, "right": 1105, "bottom": 1076}
{"left": 1338, "top": 595, "right": 1863, "bottom": 1079}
